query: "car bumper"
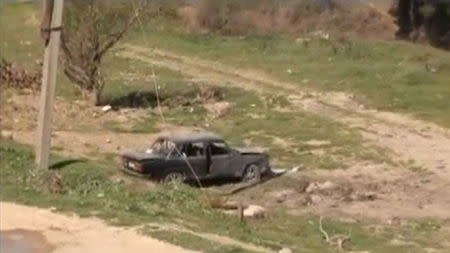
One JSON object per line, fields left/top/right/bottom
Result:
{"left": 120, "top": 167, "right": 152, "bottom": 179}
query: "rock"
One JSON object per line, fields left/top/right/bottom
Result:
{"left": 243, "top": 205, "right": 266, "bottom": 218}
{"left": 305, "top": 194, "right": 323, "bottom": 205}
{"left": 289, "top": 165, "right": 304, "bottom": 173}
{"left": 306, "top": 182, "right": 319, "bottom": 193}
{"left": 309, "top": 194, "right": 322, "bottom": 204}
{"left": 1, "top": 130, "right": 13, "bottom": 139}
{"left": 338, "top": 217, "right": 358, "bottom": 224}
{"left": 106, "top": 138, "right": 111, "bottom": 143}
{"left": 295, "top": 37, "right": 311, "bottom": 44}
{"left": 102, "top": 105, "right": 112, "bottom": 112}
{"left": 279, "top": 248, "right": 292, "bottom": 253}
{"left": 311, "top": 30, "right": 330, "bottom": 40}
{"left": 319, "top": 181, "right": 336, "bottom": 191}
{"left": 286, "top": 68, "right": 293, "bottom": 74}
{"left": 306, "top": 181, "right": 337, "bottom": 193}
{"left": 272, "top": 189, "right": 295, "bottom": 203}
{"left": 204, "top": 102, "right": 231, "bottom": 119}
{"left": 305, "top": 139, "right": 331, "bottom": 147}
{"left": 222, "top": 209, "right": 237, "bottom": 216}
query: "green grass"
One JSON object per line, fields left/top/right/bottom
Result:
{"left": 101, "top": 51, "right": 187, "bottom": 101}
{"left": 130, "top": 83, "right": 390, "bottom": 169}
{"left": 0, "top": 2, "right": 42, "bottom": 67}
{"left": 97, "top": 54, "right": 391, "bottom": 169}
{"left": 1, "top": 138, "right": 448, "bottom": 253}
{"left": 128, "top": 20, "right": 450, "bottom": 127}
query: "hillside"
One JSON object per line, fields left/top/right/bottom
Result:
{"left": 1, "top": 1, "right": 450, "bottom": 253}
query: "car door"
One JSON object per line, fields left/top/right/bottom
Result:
{"left": 207, "top": 141, "right": 234, "bottom": 177}
{"left": 183, "top": 142, "right": 208, "bottom": 179}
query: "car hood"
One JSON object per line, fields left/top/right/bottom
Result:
{"left": 122, "top": 150, "right": 164, "bottom": 161}
{"left": 234, "top": 147, "right": 265, "bottom": 155}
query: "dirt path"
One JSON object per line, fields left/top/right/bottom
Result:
{"left": 0, "top": 202, "right": 197, "bottom": 253}
{"left": 144, "top": 223, "right": 272, "bottom": 253}
{"left": 119, "top": 44, "right": 450, "bottom": 178}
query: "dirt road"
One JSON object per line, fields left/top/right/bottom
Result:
{"left": 0, "top": 202, "right": 196, "bottom": 253}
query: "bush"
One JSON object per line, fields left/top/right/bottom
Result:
{"left": 179, "top": 0, "right": 394, "bottom": 37}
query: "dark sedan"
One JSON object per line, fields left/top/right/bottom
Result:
{"left": 121, "top": 132, "right": 270, "bottom": 183}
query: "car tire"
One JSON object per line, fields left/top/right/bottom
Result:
{"left": 242, "top": 164, "right": 261, "bottom": 183}
{"left": 163, "top": 172, "right": 186, "bottom": 184}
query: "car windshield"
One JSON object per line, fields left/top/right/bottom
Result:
{"left": 147, "top": 139, "right": 176, "bottom": 155}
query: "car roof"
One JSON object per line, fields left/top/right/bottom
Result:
{"left": 159, "top": 132, "right": 223, "bottom": 144}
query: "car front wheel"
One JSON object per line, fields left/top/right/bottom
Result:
{"left": 163, "top": 172, "right": 186, "bottom": 184}
{"left": 242, "top": 164, "right": 261, "bottom": 183}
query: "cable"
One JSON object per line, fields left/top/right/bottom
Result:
{"left": 173, "top": 146, "right": 206, "bottom": 191}
{"left": 129, "top": 0, "right": 209, "bottom": 197}
{"left": 151, "top": 68, "right": 166, "bottom": 124}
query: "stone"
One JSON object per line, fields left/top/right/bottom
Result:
{"left": 1, "top": 130, "right": 13, "bottom": 139}
{"left": 243, "top": 205, "right": 266, "bottom": 218}
{"left": 272, "top": 189, "right": 295, "bottom": 203}
{"left": 102, "top": 105, "right": 112, "bottom": 112}
{"left": 306, "top": 181, "right": 337, "bottom": 193}
{"left": 306, "top": 182, "right": 319, "bottom": 193}
{"left": 305, "top": 139, "right": 331, "bottom": 147}
{"left": 279, "top": 248, "right": 292, "bottom": 253}
{"left": 295, "top": 37, "right": 311, "bottom": 44}
{"left": 319, "top": 181, "right": 337, "bottom": 191}
{"left": 289, "top": 165, "right": 304, "bottom": 173}
{"left": 309, "top": 194, "right": 322, "bottom": 204}
{"left": 204, "top": 102, "right": 231, "bottom": 119}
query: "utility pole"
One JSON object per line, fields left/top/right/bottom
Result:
{"left": 36, "top": 0, "right": 64, "bottom": 170}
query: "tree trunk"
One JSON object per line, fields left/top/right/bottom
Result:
{"left": 92, "top": 86, "right": 104, "bottom": 106}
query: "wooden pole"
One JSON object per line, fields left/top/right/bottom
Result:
{"left": 36, "top": 0, "right": 64, "bottom": 170}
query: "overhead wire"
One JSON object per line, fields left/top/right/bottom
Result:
{"left": 129, "top": 0, "right": 210, "bottom": 197}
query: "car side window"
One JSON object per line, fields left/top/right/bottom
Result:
{"left": 209, "top": 142, "right": 229, "bottom": 156}
{"left": 183, "top": 142, "right": 205, "bottom": 157}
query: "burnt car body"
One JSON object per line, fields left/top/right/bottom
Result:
{"left": 121, "top": 132, "right": 270, "bottom": 183}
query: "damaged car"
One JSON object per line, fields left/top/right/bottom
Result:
{"left": 121, "top": 132, "right": 270, "bottom": 183}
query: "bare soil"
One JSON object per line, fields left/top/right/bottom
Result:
{"left": 0, "top": 91, "right": 199, "bottom": 158}
{"left": 0, "top": 202, "right": 196, "bottom": 253}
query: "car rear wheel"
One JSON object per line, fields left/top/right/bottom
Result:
{"left": 163, "top": 172, "right": 186, "bottom": 184}
{"left": 242, "top": 164, "right": 261, "bottom": 183}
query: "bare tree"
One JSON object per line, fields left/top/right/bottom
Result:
{"left": 61, "top": 0, "right": 143, "bottom": 105}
